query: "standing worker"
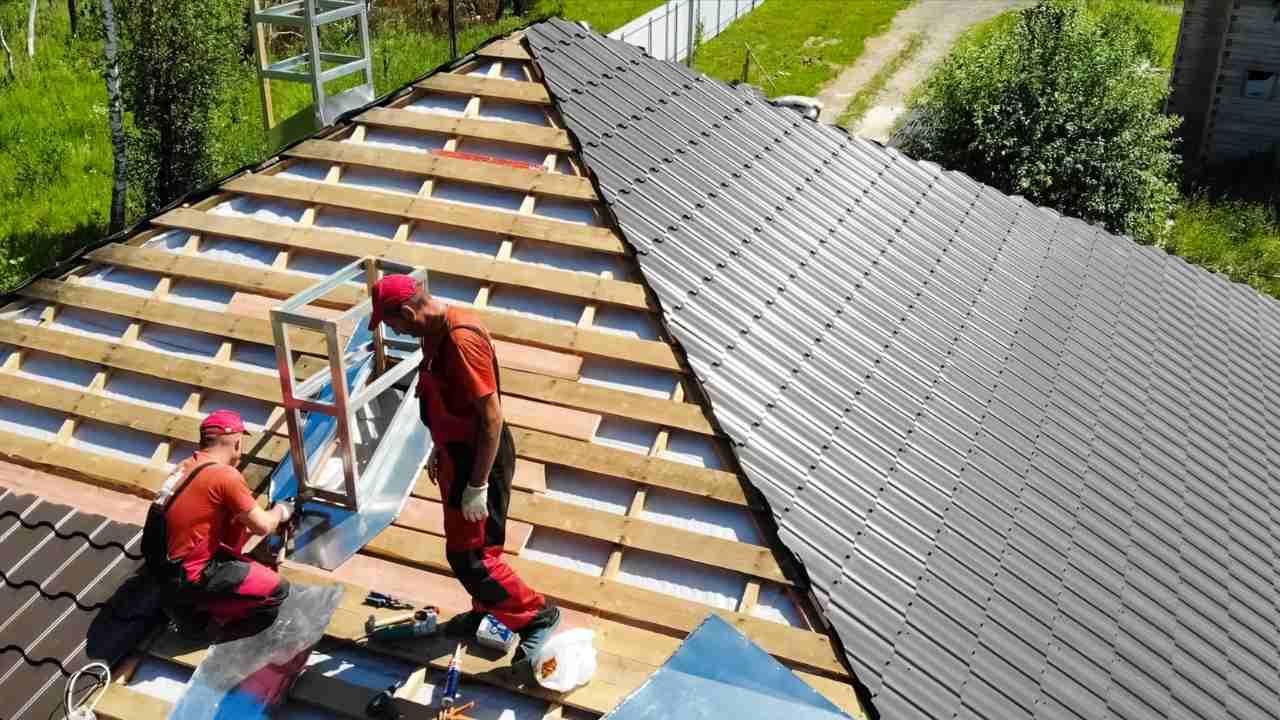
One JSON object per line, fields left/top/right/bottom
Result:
{"left": 368, "top": 274, "right": 560, "bottom": 673}
{"left": 144, "top": 410, "right": 293, "bottom": 639}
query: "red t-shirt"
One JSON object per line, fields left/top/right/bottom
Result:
{"left": 165, "top": 451, "right": 257, "bottom": 581}
{"left": 426, "top": 307, "right": 499, "bottom": 420}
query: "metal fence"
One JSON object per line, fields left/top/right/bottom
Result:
{"left": 608, "top": 0, "right": 763, "bottom": 64}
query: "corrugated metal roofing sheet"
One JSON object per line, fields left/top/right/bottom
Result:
{"left": 527, "top": 18, "right": 1280, "bottom": 720}
{"left": 0, "top": 489, "right": 159, "bottom": 720}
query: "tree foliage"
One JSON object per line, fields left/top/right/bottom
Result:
{"left": 900, "top": 0, "right": 1180, "bottom": 241}
{"left": 118, "top": 0, "right": 243, "bottom": 211}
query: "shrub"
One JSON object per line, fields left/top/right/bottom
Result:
{"left": 901, "top": 0, "right": 1181, "bottom": 242}
{"left": 118, "top": 0, "right": 243, "bottom": 212}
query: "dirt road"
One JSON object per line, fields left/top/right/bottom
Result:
{"left": 815, "top": 0, "right": 1031, "bottom": 141}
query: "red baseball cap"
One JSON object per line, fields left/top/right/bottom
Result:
{"left": 200, "top": 409, "right": 248, "bottom": 437}
{"left": 368, "top": 274, "right": 420, "bottom": 331}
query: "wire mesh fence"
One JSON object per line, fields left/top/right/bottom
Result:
{"left": 608, "top": 0, "right": 762, "bottom": 64}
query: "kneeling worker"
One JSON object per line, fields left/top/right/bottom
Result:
{"left": 146, "top": 410, "right": 293, "bottom": 637}
{"left": 368, "top": 274, "right": 560, "bottom": 671}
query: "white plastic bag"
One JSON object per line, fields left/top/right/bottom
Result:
{"left": 533, "top": 628, "right": 597, "bottom": 692}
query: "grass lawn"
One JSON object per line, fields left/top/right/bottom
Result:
{"left": 0, "top": 0, "right": 597, "bottom": 292}
{"left": 1164, "top": 199, "right": 1280, "bottom": 298}
{"left": 692, "top": 0, "right": 910, "bottom": 98}
{"left": 562, "top": 0, "right": 667, "bottom": 33}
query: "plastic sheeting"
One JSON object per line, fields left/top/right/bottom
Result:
{"left": 602, "top": 615, "right": 850, "bottom": 720}
{"left": 167, "top": 582, "right": 345, "bottom": 720}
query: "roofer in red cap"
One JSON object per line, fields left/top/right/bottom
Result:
{"left": 369, "top": 274, "right": 560, "bottom": 673}
{"left": 143, "top": 409, "right": 293, "bottom": 639}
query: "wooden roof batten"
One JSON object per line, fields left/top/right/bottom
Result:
{"left": 0, "top": 33, "right": 863, "bottom": 719}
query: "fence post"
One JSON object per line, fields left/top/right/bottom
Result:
{"left": 648, "top": 14, "right": 653, "bottom": 53}
{"left": 685, "top": 0, "right": 696, "bottom": 66}
{"left": 741, "top": 45, "right": 750, "bottom": 84}
{"left": 448, "top": 0, "right": 457, "bottom": 59}
{"left": 672, "top": 3, "right": 679, "bottom": 62}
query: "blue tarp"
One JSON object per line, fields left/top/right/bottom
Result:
{"left": 603, "top": 615, "right": 853, "bottom": 720}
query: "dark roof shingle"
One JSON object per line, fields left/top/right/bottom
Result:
{"left": 527, "top": 18, "right": 1280, "bottom": 720}
{"left": 0, "top": 490, "right": 159, "bottom": 720}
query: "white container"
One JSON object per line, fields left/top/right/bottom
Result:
{"left": 475, "top": 613, "right": 517, "bottom": 652}
{"left": 533, "top": 628, "right": 597, "bottom": 692}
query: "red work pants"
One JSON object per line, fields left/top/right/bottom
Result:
{"left": 439, "top": 425, "right": 545, "bottom": 630}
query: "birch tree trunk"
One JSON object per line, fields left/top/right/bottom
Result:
{"left": 102, "top": 0, "right": 127, "bottom": 233}
{"left": 0, "top": 25, "right": 14, "bottom": 81}
{"left": 26, "top": 0, "right": 36, "bottom": 57}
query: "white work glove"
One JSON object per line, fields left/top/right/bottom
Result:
{"left": 427, "top": 446, "right": 439, "bottom": 484}
{"left": 276, "top": 501, "right": 294, "bottom": 524}
{"left": 461, "top": 483, "right": 489, "bottom": 523}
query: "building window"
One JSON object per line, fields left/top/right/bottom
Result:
{"left": 1244, "top": 70, "right": 1276, "bottom": 99}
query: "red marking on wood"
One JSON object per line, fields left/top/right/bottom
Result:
{"left": 432, "top": 149, "right": 540, "bottom": 169}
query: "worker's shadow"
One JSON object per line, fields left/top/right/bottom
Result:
{"left": 84, "top": 573, "right": 166, "bottom": 663}
{"left": 36, "top": 575, "right": 167, "bottom": 720}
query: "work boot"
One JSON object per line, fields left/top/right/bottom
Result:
{"left": 511, "top": 605, "right": 561, "bottom": 681}
{"left": 439, "top": 609, "right": 485, "bottom": 638}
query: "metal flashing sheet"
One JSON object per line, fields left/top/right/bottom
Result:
{"left": 602, "top": 614, "right": 850, "bottom": 720}
{"left": 527, "top": 18, "right": 1280, "bottom": 720}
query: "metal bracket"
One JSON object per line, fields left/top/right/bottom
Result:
{"left": 270, "top": 256, "right": 423, "bottom": 510}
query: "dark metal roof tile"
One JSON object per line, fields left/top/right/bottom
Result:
{"left": 527, "top": 22, "right": 1280, "bottom": 718}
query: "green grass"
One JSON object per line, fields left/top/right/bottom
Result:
{"left": 836, "top": 31, "right": 923, "bottom": 130}
{"left": 1164, "top": 199, "right": 1280, "bottom": 298}
{"left": 0, "top": 1, "right": 567, "bottom": 292}
{"left": 0, "top": 4, "right": 113, "bottom": 289}
{"left": 561, "top": 0, "right": 666, "bottom": 34}
{"left": 692, "top": 0, "right": 910, "bottom": 98}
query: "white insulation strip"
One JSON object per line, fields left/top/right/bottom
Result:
{"left": 79, "top": 265, "right": 161, "bottom": 296}
{"left": 544, "top": 465, "right": 636, "bottom": 516}
{"left": 752, "top": 583, "right": 805, "bottom": 627}
{"left": 617, "top": 548, "right": 745, "bottom": 611}
{"left": 137, "top": 324, "right": 221, "bottom": 360}
{"left": 477, "top": 100, "right": 548, "bottom": 126}
{"left": 509, "top": 241, "right": 632, "bottom": 280}
{"left": 212, "top": 195, "right": 306, "bottom": 224}
{"left": 168, "top": 278, "right": 236, "bottom": 311}
{"left": 432, "top": 181, "right": 524, "bottom": 212}
{"left": 521, "top": 528, "right": 611, "bottom": 577}
{"left": 592, "top": 306, "right": 661, "bottom": 341}
{"left": 577, "top": 358, "right": 675, "bottom": 400}
{"left": 591, "top": 417, "right": 659, "bottom": 455}
{"left": 659, "top": 431, "right": 724, "bottom": 469}
{"left": 0, "top": 398, "right": 65, "bottom": 438}
{"left": 313, "top": 208, "right": 400, "bottom": 239}
{"left": 356, "top": 126, "right": 448, "bottom": 153}
{"left": 72, "top": 420, "right": 162, "bottom": 462}
{"left": 487, "top": 287, "right": 582, "bottom": 326}
{"left": 532, "top": 198, "right": 597, "bottom": 225}
{"left": 339, "top": 165, "right": 424, "bottom": 197}
{"left": 18, "top": 350, "right": 98, "bottom": 388}
{"left": 104, "top": 370, "right": 191, "bottom": 410}
{"left": 640, "top": 487, "right": 762, "bottom": 544}
{"left": 144, "top": 229, "right": 194, "bottom": 252}
{"left": 410, "top": 223, "right": 502, "bottom": 257}
{"left": 52, "top": 307, "right": 129, "bottom": 340}
{"left": 407, "top": 92, "right": 469, "bottom": 116}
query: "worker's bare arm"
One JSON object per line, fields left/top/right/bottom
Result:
{"left": 237, "top": 504, "right": 287, "bottom": 536}
{"left": 469, "top": 391, "right": 503, "bottom": 487}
